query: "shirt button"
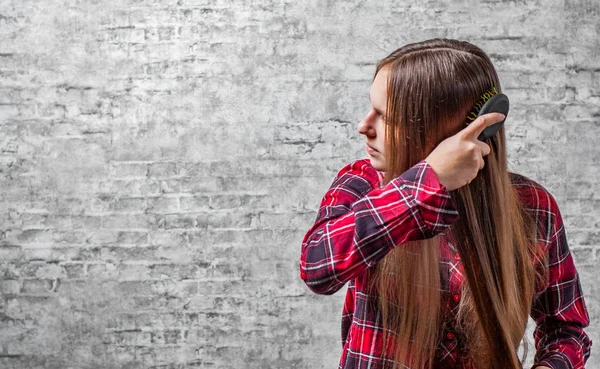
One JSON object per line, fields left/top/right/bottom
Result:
{"left": 453, "top": 294, "right": 460, "bottom": 302}
{"left": 447, "top": 332, "right": 454, "bottom": 340}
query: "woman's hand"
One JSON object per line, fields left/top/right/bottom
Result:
{"left": 424, "top": 112, "right": 505, "bottom": 191}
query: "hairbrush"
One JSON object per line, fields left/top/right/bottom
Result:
{"left": 465, "top": 87, "right": 509, "bottom": 141}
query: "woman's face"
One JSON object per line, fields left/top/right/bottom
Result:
{"left": 358, "top": 68, "right": 388, "bottom": 171}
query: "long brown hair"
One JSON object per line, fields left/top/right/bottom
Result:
{"left": 367, "top": 39, "right": 549, "bottom": 369}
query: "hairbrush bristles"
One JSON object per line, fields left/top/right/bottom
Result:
{"left": 465, "top": 86, "right": 501, "bottom": 125}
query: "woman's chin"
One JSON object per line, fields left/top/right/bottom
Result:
{"left": 368, "top": 157, "right": 386, "bottom": 171}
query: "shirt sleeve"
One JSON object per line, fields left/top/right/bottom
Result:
{"left": 299, "top": 158, "right": 460, "bottom": 295}
{"left": 530, "top": 193, "right": 593, "bottom": 369}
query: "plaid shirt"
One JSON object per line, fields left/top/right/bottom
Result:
{"left": 299, "top": 158, "right": 592, "bottom": 369}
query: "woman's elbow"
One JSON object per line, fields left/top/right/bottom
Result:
{"left": 299, "top": 264, "right": 341, "bottom": 295}
{"left": 302, "top": 278, "right": 341, "bottom": 295}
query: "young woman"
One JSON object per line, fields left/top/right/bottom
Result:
{"left": 299, "top": 39, "right": 592, "bottom": 369}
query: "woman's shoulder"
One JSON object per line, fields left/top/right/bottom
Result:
{"left": 508, "top": 171, "right": 548, "bottom": 199}
{"left": 508, "top": 171, "right": 564, "bottom": 233}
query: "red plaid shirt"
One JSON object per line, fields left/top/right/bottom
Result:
{"left": 299, "top": 158, "right": 592, "bottom": 369}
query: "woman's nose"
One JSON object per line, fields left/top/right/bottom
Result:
{"left": 358, "top": 114, "right": 376, "bottom": 137}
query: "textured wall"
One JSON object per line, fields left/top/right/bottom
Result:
{"left": 0, "top": 0, "right": 598, "bottom": 368}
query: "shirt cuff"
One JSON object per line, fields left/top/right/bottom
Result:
{"left": 410, "top": 159, "right": 459, "bottom": 235}
{"left": 532, "top": 351, "right": 573, "bottom": 369}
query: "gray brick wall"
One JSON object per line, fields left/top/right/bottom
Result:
{"left": 0, "top": 0, "right": 598, "bottom": 368}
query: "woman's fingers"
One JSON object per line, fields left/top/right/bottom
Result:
{"left": 462, "top": 112, "right": 505, "bottom": 141}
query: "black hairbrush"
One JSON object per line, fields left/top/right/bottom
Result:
{"left": 475, "top": 93, "right": 509, "bottom": 141}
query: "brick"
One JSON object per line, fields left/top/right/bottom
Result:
{"left": 112, "top": 162, "right": 148, "bottom": 178}
{"left": 164, "top": 214, "right": 196, "bottom": 229}
{"left": 179, "top": 195, "right": 210, "bottom": 211}
{"left": 97, "top": 179, "right": 160, "bottom": 196}
{"left": 62, "top": 263, "right": 86, "bottom": 279}
{"left": 177, "top": 176, "right": 223, "bottom": 193}
{"left": 0, "top": 279, "right": 21, "bottom": 294}
{"left": 195, "top": 211, "right": 256, "bottom": 229}
{"left": 148, "top": 264, "right": 201, "bottom": 280}
{"left": 147, "top": 162, "right": 178, "bottom": 177}
{"left": 150, "top": 329, "right": 185, "bottom": 345}
{"left": 21, "top": 279, "right": 52, "bottom": 294}
{"left": 146, "top": 196, "right": 179, "bottom": 213}
{"left": 113, "top": 197, "right": 146, "bottom": 212}
{"left": 102, "top": 330, "right": 152, "bottom": 346}
{"left": 70, "top": 215, "right": 102, "bottom": 229}
{"left": 0, "top": 245, "right": 22, "bottom": 261}
{"left": 101, "top": 214, "right": 156, "bottom": 229}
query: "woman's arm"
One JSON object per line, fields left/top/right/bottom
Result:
{"left": 299, "top": 158, "right": 460, "bottom": 295}
{"left": 529, "top": 192, "right": 592, "bottom": 369}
